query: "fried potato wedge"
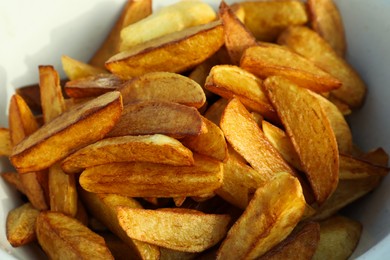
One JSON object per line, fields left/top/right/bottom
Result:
{"left": 79, "top": 190, "right": 160, "bottom": 260}
{"left": 6, "top": 203, "right": 40, "bottom": 247}
{"left": 62, "top": 134, "right": 194, "bottom": 173}
{"left": 219, "top": 1, "right": 257, "bottom": 65}
{"left": 360, "top": 147, "right": 389, "bottom": 166}
{"left": 238, "top": 0, "right": 308, "bottom": 41}
{"left": 36, "top": 211, "right": 114, "bottom": 260}
{"left": 65, "top": 74, "right": 125, "bottom": 98}
{"left": 259, "top": 222, "right": 320, "bottom": 260}
{"left": 120, "top": 72, "right": 206, "bottom": 108}
{"left": 308, "top": 0, "right": 346, "bottom": 57}
{"left": 328, "top": 95, "right": 351, "bottom": 116}
{"left": 119, "top": 1, "right": 216, "bottom": 51}
{"left": 204, "top": 98, "right": 228, "bottom": 126}
{"left": 62, "top": 55, "right": 106, "bottom": 80}
{"left": 106, "top": 20, "right": 224, "bottom": 79}
{"left": 312, "top": 92, "right": 353, "bottom": 154}
{"left": 107, "top": 101, "right": 202, "bottom": 138}
{"left": 15, "top": 84, "right": 43, "bottom": 113}
{"left": 216, "top": 154, "right": 267, "bottom": 209}
{"left": 8, "top": 94, "right": 48, "bottom": 210}
{"left": 89, "top": 0, "right": 152, "bottom": 68}
{"left": 220, "top": 98, "right": 295, "bottom": 180}
{"left": 181, "top": 117, "right": 227, "bottom": 162}
{"left": 278, "top": 26, "right": 366, "bottom": 108}
{"left": 311, "top": 176, "right": 381, "bottom": 220}
{"left": 205, "top": 65, "right": 277, "bottom": 121}
{"left": 339, "top": 154, "right": 389, "bottom": 180}
{"left": 117, "top": 207, "right": 230, "bottom": 252}
{"left": 262, "top": 121, "right": 302, "bottom": 171}
{"left": 79, "top": 155, "right": 223, "bottom": 197}
{"left": 264, "top": 76, "right": 339, "bottom": 205}
{"left": 10, "top": 91, "right": 123, "bottom": 173}
{"left": 313, "top": 216, "right": 362, "bottom": 260}
{"left": 217, "top": 172, "right": 306, "bottom": 259}
{"left": 1, "top": 172, "right": 25, "bottom": 194}
{"left": 241, "top": 45, "right": 341, "bottom": 93}
{"left": 0, "top": 128, "right": 12, "bottom": 156}
{"left": 160, "top": 248, "right": 197, "bottom": 260}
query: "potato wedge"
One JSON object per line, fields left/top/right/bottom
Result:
{"left": 205, "top": 65, "right": 277, "bottom": 122}
{"left": 216, "top": 153, "right": 267, "bottom": 209}
{"left": 238, "top": 0, "right": 308, "bottom": 41}
{"left": 219, "top": 1, "right": 257, "bottom": 65}
{"left": 62, "top": 55, "right": 106, "bottom": 80}
{"left": 107, "top": 101, "right": 202, "bottom": 138}
{"left": 79, "top": 154, "right": 223, "bottom": 198}
{"left": 119, "top": 1, "right": 216, "bottom": 51}
{"left": 217, "top": 172, "right": 306, "bottom": 259}
{"left": 160, "top": 248, "right": 197, "bottom": 260}
{"left": 36, "top": 211, "right": 114, "bottom": 260}
{"left": 339, "top": 154, "right": 389, "bottom": 179}
{"left": 10, "top": 91, "right": 123, "bottom": 173}
{"left": 308, "top": 0, "right": 346, "bottom": 57}
{"left": 173, "top": 197, "right": 186, "bottom": 207}
{"left": 204, "top": 98, "right": 228, "bottom": 126}
{"left": 65, "top": 74, "right": 125, "bottom": 98}
{"left": 264, "top": 76, "right": 339, "bottom": 205}
{"left": 62, "top": 134, "right": 194, "bottom": 173}
{"left": 241, "top": 44, "right": 341, "bottom": 93}
{"left": 328, "top": 95, "right": 351, "bottom": 116}
{"left": 6, "top": 203, "right": 40, "bottom": 247}
{"left": 89, "top": 0, "right": 152, "bottom": 68}
{"left": 117, "top": 207, "right": 230, "bottom": 252}
{"left": 311, "top": 176, "right": 381, "bottom": 220}
{"left": 1, "top": 172, "right": 25, "bottom": 194}
{"left": 360, "top": 147, "right": 389, "bottom": 166}
{"left": 120, "top": 72, "right": 206, "bottom": 108}
{"left": 79, "top": 190, "right": 160, "bottom": 260}
{"left": 0, "top": 128, "right": 12, "bottom": 156}
{"left": 220, "top": 98, "right": 295, "bottom": 180}
{"left": 181, "top": 116, "right": 227, "bottom": 162}
{"left": 259, "top": 222, "right": 320, "bottom": 260}
{"left": 278, "top": 26, "right": 366, "bottom": 108}
{"left": 15, "top": 84, "right": 43, "bottom": 113}
{"left": 313, "top": 216, "right": 362, "bottom": 260}
{"left": 106, "top": 20, "right": 224, "bottom": 79}
{"left": 8, "top": 94, "right": 48, "bottom": 210}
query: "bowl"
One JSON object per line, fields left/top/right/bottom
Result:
{"left": 1, "top": 0, "right": 389, "bottom": 259}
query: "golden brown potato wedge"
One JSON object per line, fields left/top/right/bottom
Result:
{"left": 328, "top": 95, "right": 352, "bottom": 116}
{"left": 65, "top": 74, "right": 125, "bottom": 98}
{"left": 307, "top": 0, "right": 346, "bottom": 57}
{"left": 220, "top": 98, "right": 295, "bottom": 180}
{"left": 1, "top": 172, "right": 25, "bottom": 194}
{"left": 117, "top": 207, "right": 230, "bottom": 252}
{"left": 313, "top": 216, "right": 362, "bottom": 260}
{"left": 339, "top": 154, "right": 389, "bottom": 179}
{"left": 62, "top": 134, "right": 194, "bottom": 174}
{"left": 79, "top": 154, "right": 223, "bottom": 198}
{"left": 79, "top": 190, "right": 160, "bottom": 260}
{"left": 264, "top": 76, "right": 339, "bottom": 205}
{"left": 107, "top": 101, "right": 202, "bottom": 138}
{"left": 238, "top": 0, "right": 308, "bottom": 41}
{"left": 0, "top": 128, "right": 12, "bottom": 156}
{"left": 160, "top": 248, "right": 197, "bottom": 260}
{"left": 120, "top": 72, "right": 206, "bottom": 108}
{"left": 259, "top": 222, "right": 320, "bottom": 260}
{"left": 89, "top": 0, "right": 152, "bottom": 68}
{"left": 36, "top": 211, "right": 114, "bottom": 260}
{"left": 62, "top": 55, "right": 106, "bottom": 80}
{"left": 8, "top": 94, "right": 48, "bottom": 210}
{"left": 311, "top": 176, "right": 381, "bottom": 220}
{"left": 205, "top": 65, "right": 277, "bottom": 122}
{"left": 6, "top": 203, "right": 40, "bottom": 247}
{"left": 106, "top": 20, "right": 224, "bottom": 79}
{"left": 10, "top": 91, "right": 123, "bottom": 173}
{"left": 119, "top": 1, "right": 216, "bottom": 51}
{"left": 204, "top": 98, "right": 228, "bottom": 126}
{"left": 241, "top": 44, "right": 341, "bottom": 93}
{"left": 216, "top": 153, "right": 267, "bottom": 209}
{"left": 219, "top": 1, "right": 257, "bottom": 65}
{"left": 181, "top": 116, "right": 227, "bottom": 162}
{"left": 217, "top": 172, "right": 306, "bottom": 259}
{"left": 278, "top": 26, "right": 366, "bottom": 108}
